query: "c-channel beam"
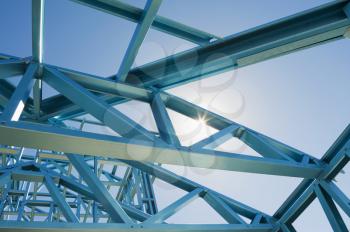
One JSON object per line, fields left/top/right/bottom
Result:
{"left": 0, "top": 121, "right": 323, "bottom": 178}
{"left": 314, "top": 183, "right": 348, "bottom": 232}
{"left": 71, "top": 0, "right": 219, "bottom": 45}
{"left": 238, "top": 130, "right": 297, "bottom": 162}
{"left": 319, "top": 180, "right": 350, "bottom": 218}
{"left": 0, "top": 59, "right": 27, "bottom": 79}
{"left": 0, "top": 221, "right": 274, "bottom": 232}
{"left": 151, "top": 92, "right": 180, "bottom": 146}
{"left": 43, "top": 175, "right": 79, "bottom": 223}
{"left": 32, "top": 0, "right": 45, "bottom": 63}
{"left": 0, "top": 63, "right": 38, "bottom": 122}
{"left": 117, "top": 0, "right": 162, "bottom": 82}
{"left": 65, "top": 154, "right": 134, "bottom": 224}
{"left": 276, "top": 182, "right": 316, "bottom": 225}
{"left": 43, "top": 66, "right": 160, "bottom": 142}
{"left": 33, "top": 79, "right": 42, "bottom": 119}
{"left": 203, "top": 191, "right": 246, "bottom": 224}
{"left": 143, "top": 188, "right": 203, "bottom": 224}
{"left": 190, "top": 124, "right": 240, "bottom": 150}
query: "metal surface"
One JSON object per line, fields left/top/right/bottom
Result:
{"left": 0, "top": 0, "right": 349, "bottom": 231}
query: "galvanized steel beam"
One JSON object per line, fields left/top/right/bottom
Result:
{"left": 71, "top": 0, "right": 219, "bottom": 45}
{"left": 0, "top": 122, "right": 322, "bottom": 178}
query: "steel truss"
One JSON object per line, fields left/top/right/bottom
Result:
{"left": 0, "top": 0, "right": 349, "bottom": 231}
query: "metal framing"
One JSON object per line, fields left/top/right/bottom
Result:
{"left": 0, "top": 0, "right": 349, "bottom": 231}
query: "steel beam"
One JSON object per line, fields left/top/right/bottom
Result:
{"left": 314, "top": 183, "right": 348, "bottom": 232}
{"left": 43, "top": 175, "right": 79, "bottom": 222}
{"left": 319, "top": 180, "right": 350, "bottom": 218}
{"left": 0, "top": 221, "right": 273, "bottom": 232}
{"left": 0, "top": 79, "right": 34, "bottom": 117}
{"left": 0, "top": 63, "right": 38, "bottom": 122}
{"left": 71, "top": 0, "right": 219, "bottom": 45}
{"left": 0, "top": 59, "right": 27, "bottom": 79}
{"left": 143, "top": 188, "right": 203, "bottom": 224}
{"left": 151, "top": 92, "right": 180, "bottom": 146}
{"left": 32, "top": 0, "right": 45, "bottom": 63}
{"left": 190, "top": 124, "right": 240, "bottom": 150}
{"left": 117, "top": 0, "right": 162, "bottom": 82}
{"left": 66, "top": 154, "right": 133, "bottom": 224}
{"left": 275, "top": 183, "right": 316, "bottom": 224}
{"left": 203, "top": 191, "right": 245, "bottom": 224}
{"left": 0, "top": 121, "right": 322, "bottom": 178}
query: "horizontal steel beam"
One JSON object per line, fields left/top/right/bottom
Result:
{"left": 0, "top": 122, "right": 322, "bottom": 178}
{"left": 71, "top": 0, "right": 219, "bottom": 45}
{"left": 0, "top": 221, "right": 273, "bottom": 232}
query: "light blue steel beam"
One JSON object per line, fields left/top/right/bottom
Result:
{"left": 319, "top": 180, "right": 350, "bottom": 218}
{"left": 43, "top": 175, "right": 79, "bottom": 223}
{"left": 151, "top": 92, "right": 180, "bottom": 146}
{"left": 0, "top": 221, "right": 274, "bottom": 232}
{"left": 143, "top": 188, "right": 203, "bottom": 224}
{"left": 0, "top": 63, "right": 38, "bottom": 122}
{"left": 320, "top": 144, "right": 350, "bottom": 179}
{"left": 43, "top": 66, "right": 161, "bottom": 142}
{"left": 0, "top": 121, "right": 323, "bottom": 178}
{"left": 190, "top": 124, "right": 240, "bottom": 150}
{"left": 71, "top": 0, "right": 219, "bottom": 45}
{"left": 33, "top": 77, "right": 42, "bottom": 119}
{"left": 65, "top": 154, "right": 134, "bottom": 224}
{"left": 237, "top": 130, "right": 297, "bottom": 162}
{"left": 117, "top": 0, "right": 162, "bottom": 82}
{"left": 314, "top": 183, "right": 348, "bottom": 232}
{"left": 203, "top": 191, "right": 245, "bottom": 224}
{"left": 277, "top": 183, "right": 316, "bottom": 224}
{"left": 0, "top": 79, "right": 34, "bottom": 117}
{"left": 32, "top": 0, "right": 45, "bottom": 63}
{"left": 32, "top": 0, "right": 45, "bottom": 119}
{"left": 0, "top": 59, "right": 27, "bottom": 79}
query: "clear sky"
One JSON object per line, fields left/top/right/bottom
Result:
{"left": 0, "top": 0, "right": 350, "bottom": 231}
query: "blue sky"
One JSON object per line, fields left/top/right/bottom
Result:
{"left": 1, "top": 0, "right": 350, "bottom": 230}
